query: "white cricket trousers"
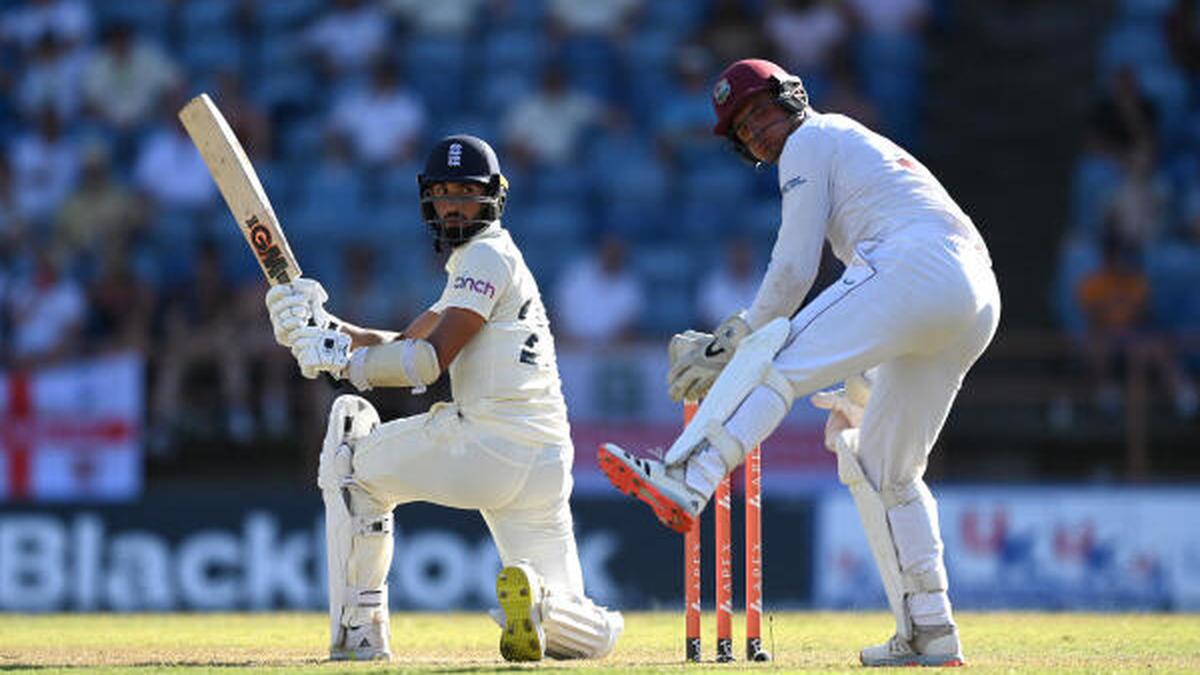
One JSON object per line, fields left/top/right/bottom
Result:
{"left": 773, "top": 225, "right": 1000, "bottom": 488}
{"left": 733, "top": 224, "right": 998, "bottom": 626}
{"left": 350, "top": 401, "right": 585, "bottom": 596}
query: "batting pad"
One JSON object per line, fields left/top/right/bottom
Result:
{"left": 319, "top": 396, "right": 392, "bottom": 647}
{"left": 542, "top": 590, "right": 624, "bottom": 660}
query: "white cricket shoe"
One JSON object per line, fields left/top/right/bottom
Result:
{"left": 859, "top": 623, "right": 964, "bottom": 667}
{"left": 597, "top": 443, "right": 707, "bottom": 533}
{"left": 330, "top": 620, "right": 391, "bottom": 661}
{"left": 495, "top": 563, "right": 546, "bottom": 662}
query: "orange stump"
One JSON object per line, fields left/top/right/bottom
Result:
{"left": 681, "top": 402, "right": 770, "bottom": 662}
{"left": 683, "top": 403, "right": 702, "bottom": 662}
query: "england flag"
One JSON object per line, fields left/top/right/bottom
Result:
{"left": 0, "top": 353, "right": 142, "bottom": 502}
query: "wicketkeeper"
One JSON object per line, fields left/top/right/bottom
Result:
{"left": 599, "top": 59, "right": 1000, "bottom": 667}
{"left": 267, "top": 135, "right": 622, "bottom": 662}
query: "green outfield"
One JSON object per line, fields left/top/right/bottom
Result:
{"left": 0, "top": 611, "right": 1197, "bottom": 673}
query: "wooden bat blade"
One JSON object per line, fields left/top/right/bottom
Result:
{"left": 178, "top": 93, "right": 302, "bottom": 285}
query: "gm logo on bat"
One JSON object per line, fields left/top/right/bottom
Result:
{"left": 245, "top": 215, "right": 292, "bottom": 284}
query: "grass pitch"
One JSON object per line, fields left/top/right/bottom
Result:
{"left": 0, "top": 611, "right": 1197, "bottom": 673}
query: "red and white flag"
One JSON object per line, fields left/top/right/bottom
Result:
{"left": 0, "top": 353, "right": 142, "bottom": 502}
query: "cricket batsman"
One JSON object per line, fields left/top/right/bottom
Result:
{"left": 265, "top": 135, "right": 622, "bottom": 662}
{"left": 599, "top": 59, "right": 1000, "bottom": 666}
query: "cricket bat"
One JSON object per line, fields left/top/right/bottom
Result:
{"left": 178, "top": 93, "right": 301, "bottom": 286}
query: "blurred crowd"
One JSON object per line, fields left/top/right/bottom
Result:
{"left": 1054, "top": 0, "right": 1200, "bottom": 422}
{"left": 0, "top": 0, "right": 938, "bottom": 454}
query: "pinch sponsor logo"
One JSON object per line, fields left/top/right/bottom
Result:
{"left": 453, "top": 275, "right": 495, "bottom": 299}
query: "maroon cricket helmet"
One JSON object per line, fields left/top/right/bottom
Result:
{"left": 711, "top": 58, "right": 808, "bottom": 137}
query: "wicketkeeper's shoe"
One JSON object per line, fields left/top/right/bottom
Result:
{"left": 859, "top": 623, "right": 964, "bottom": 667}
{"left": 597, "top": 443, "right": 706, "bottom": 534}
{"left": 495, "top": 563, "right": 546, "bottom": 662}
{"left": 330, "top": 620, "right": 392, "bottom": 661}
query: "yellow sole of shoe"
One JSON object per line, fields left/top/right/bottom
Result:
{"left": 496, "top": 566, "right": 543, "bottom": 662}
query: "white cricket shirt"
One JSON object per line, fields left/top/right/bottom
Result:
{"left": 746, "top": 111, "right": 983, "bottom": 329}
{"left": 432, "top": 224, "right": 571, "bottom": 446}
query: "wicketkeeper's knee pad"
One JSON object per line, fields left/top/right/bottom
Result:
{"left": 319, "top": 395, "right": 393, "bottom": 649}
{"left": 664, "top": 318, "right": 794, "bottom": 469}
{"left": 541, "top": 589, "right": 624, "bottom": 660}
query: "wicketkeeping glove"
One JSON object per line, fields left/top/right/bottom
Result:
{"left": 666, "top": 313, "right": 752, "bottom": 402}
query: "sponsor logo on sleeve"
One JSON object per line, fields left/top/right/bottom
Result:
{"left": 453, "top": 274, "right": 495, "bottom": 299}
{"left": 781, "top": 175, "right": 808, "bottom": 195}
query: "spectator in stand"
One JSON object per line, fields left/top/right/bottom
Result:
{"left": 1077, "top": 230, "right": 1197, "bottom": 418}
{"left": 8, "top": 106, "right": 80, "bottom": 226}
{"left": 843, "top": 0, "right": 931, "bottom": 147}
{"left": 151, "top": 242, "right": 257, "bottom": 450}
{"left": 86, "top": 235, "right": 155, "bottom": 356}
{"left": 304, "top": 0, "right": 390, "bottom": 78}
{"left": 548, "top": 0, "right": 643, "bottom": 38}
{"left": 54, "top": 142, "right": 142, "bottom": 271}
{"left": 133, "top": 87, "right": 217, "bottom": 213}
{"left": 1070, "top": 66, "right": 1159, "bottom": 237}
{"left": 386, "top": 0, "right": 485, "bottom": 36}
{"left": 232, "top": 276, "right": 295, "bottom": 442}
{"left": 700, "top": 0, "right": 768, "bottom": 68}
{"left": 0, "top": 158, "right": 22, "bottom": 362}
{"left": 653, "top": 45, "right": 719, "bottom": 164}
{"left": 844, "top": 0, "right": 930, "bottom": 36}
{"left": 335, "top": 243, "right": 398, "bottom": 329}
{"left": 502, "top": 66, "right": 605, "bottom": 168}
{"left": 0, "top": 0, "right": 92, "bottom": 55}
{"left": 1107, "top": 143, "right": 1171, "bottom": 246}
{"left": 16, "top": 32, "right": 85, "bottom": 122}
{"left": 6, "top": 243, "right": 85, "bottom": 368}
{"left": 763, "top": 0, "right": 849, "bottom": 101}
{"left": 1091, "top": 66, "right": 1158, "bottom": 154}
{"left": 697, "top": 237, "right": 761, "bottom": 330}
{"left": 822, "top": 51, "right": 882, "bottom": 129}
{"left": 553, "top": 232, "right": 645, "bottom": 345}
{"left": 0, "top": 154, "right": 26, "bottom": 242}
{"left": 82, "top": 21, "right": 180, "bottom": 133}
{"left": 329, "top": 59, "right": 426, "bottom": 167}
{"left": 212, "top": 69, "right": 272, "bottom": 161}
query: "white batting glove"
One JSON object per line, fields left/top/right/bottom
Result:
{"left": 666, "top": 313, "right": 751, "bottom": 402}
{"left": 265, "top": 278, "right": 330, "bottom": 347}
{"left": 290, "top": 326, "right": 351, "bottom": 379}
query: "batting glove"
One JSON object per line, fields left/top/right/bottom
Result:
{"left": 265, "top": 278, "right": 331, "bottom": 347}
{"left": 290, "top": 326, "right": 351, "bottom": 380}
